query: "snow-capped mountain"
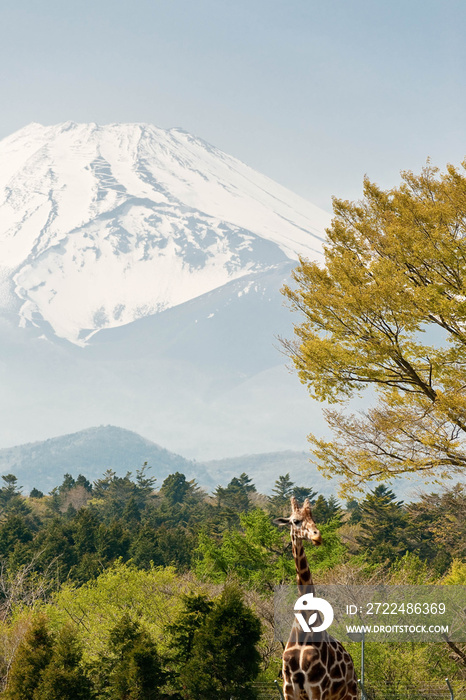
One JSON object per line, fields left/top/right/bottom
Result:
{"left": 0, "top": 121, "right": 332, "bottom": 461}
{"left": 0, "top": 122, "right": 328, "bottom": 345}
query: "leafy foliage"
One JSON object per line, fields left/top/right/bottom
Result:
{"left": 283, "top": 162, "right": 466, "bottom": 493}
{"left": 0, "top": 468, "right": 463, "bottom": 696}
{"left": 46, "top": 561, "right": 182, "bottom": 662}
{"left": 33, "top": 624, "right": 92, "bottom": 700}
{"left": 214, "top": 473, "right": 256, "bottom": 520}
{"left": 195, "top": 508, "right": 294, "bottom": 586}
{"left": 312, "top": 495, "right": 342, "bottom": 525}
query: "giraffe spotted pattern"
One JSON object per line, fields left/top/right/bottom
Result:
{"left": 275, "top": 497, "right": 358, "bottom": 700}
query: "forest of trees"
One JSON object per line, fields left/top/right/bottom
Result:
{"left": 0, "top": 468, "right": 463, "bottom": 698}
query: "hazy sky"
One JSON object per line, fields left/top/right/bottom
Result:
{"left": 0, "top": 0, "right": 464, "bottom": 210}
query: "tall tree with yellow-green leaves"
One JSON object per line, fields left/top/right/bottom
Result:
{"left": 282, "top": 161, "right": 466, "bottom": 495}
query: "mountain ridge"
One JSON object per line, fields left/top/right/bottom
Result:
{"left": 0, "top": 121, "right": 330, "bottom": 344}
{"left": 0, "top": 425, "right": 213, "bottom": 494}
{"left": 0, "top": 425, "right": 318, "bottom": 496}
{"left": 0, "top": 425, "right": 449, "bottom": 501}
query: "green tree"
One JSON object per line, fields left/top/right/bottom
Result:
{"left": 443, "top": 559, "right": 466, "bottom": 584}
{"left": 34, "top": 625, "right": 92, "bottom": 700}
{"left": 159, "top": 472, "right": 192, "bottom": 506}
{"left": 167, "top": 593, "right": 214, "bottom": 664}
{"left": 29, "top": 488, "right": 44, "bottom": 499}
{"left": 291, "top": 485, "right": 317, "bottom": 503}
{"left": 35, "top": 518, "right": 77, "bottom": 580}
{"left": 346, "top": 499, "right": 362, "bottom": 524}
{"left": 282, "top": 162, "right": 466, "bottom": 494}
{"left": 92, "top": 469, "right": 154, "bottom": 522}
{"left": 237, "top": 472, "right": 256, "bottom": 493}
{"left": 97, "top": 520, "right": 131, "bottom": 562}
{"left": 130, "top": 524, "right": 196, "bottom": 570}
{"left": 268, "top": 474, "right": 316, "bottom": 513}
{"left": 0, "top": 475, "right": 21, "bottom": 502}
{"left": 356, "top": 485, "right": 409, "bottom": 564}
{"left": 72, "top": 509, "right": 99, "bottom": 557}
{"left": 45, "top": 561, "right": 181, "bottom": 665}
{"left": 75, "top": 474, "right": 93, "bottom": 492}
{"left": 195, "top": 508, "right": 294, "bottom": 586}
{"left": 4, "top": 615, "right": 53, "bottom": 699}
{"left": 0, "top": 514, "right": 34, "bottom": 559}
{"left": 0, "top": 475, "right": 30, "bottom": 518}
{"left": 405, "top": 482, "right": 466, "bottom": 571}
{"left": 215, "top": 473, "right": 256, "bottom": 515}
{"left": 177, "top": 585, "right": 261, "bottom": 700}
{"left": 68, "top": 508, "right": 101, "bottom": 583}
{"left": 58, "top": 474, "right": 76, "bottom": 494}
{"left": 268, "top": 474, "right": 294, "bottom": 513}
{"left": 122, "top": 496, "right": 142, "bottom": 529}
{"left": 100, "top": 613, "right": 165, "bottom": 700}
{"left": 135, "top": 463, "right": 156, "bottom": 495}
{"left": 312, "top": 495, "right": 342, "bottom": 525}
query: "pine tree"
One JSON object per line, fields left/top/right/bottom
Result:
{"left": 178, "top": 585, "right": 261, "bottom": 700}
{"left": 75, "top": 474, "right": 93, "bottom": 491}
{"left": 58, "top": 474, "right": 76, "bottom": 494}
{"left": 312, "top": 495, "right": 330, "bottom": 524}
{"left": 103, "top": 613, "right": 166, "bottom": 700}
{"left": 4, "top": 615, "right": 53, "bottom": 699}
{"left": 268, "top": 475, "right": 316, "bottom": 513}
{"left": 29, "top": 487, "right": 44, "bottom": 499}
{"left": 313, "top": 495, "right": 342, "bottom": 524}
{"left": 215, "top": 474, "right": 255, "bottom": 514}
{"left": 0, "top": 475, "right": 30, "bottom": 518}
{"left": 291, "top": 486, "right": 317, "bottom": 503}
{"left": 356, "top": 485, "right": 409, "bottom": 563}
{"left": 167, "top": 593, "right": 214, "bottom": 664}
{"left": 346, "top": 499, "right": 362, "bottom": 524}
{"left": 268, "top": 473, "right": 294, "bottom": 513}
{"left": 160, "top": 472, "right": 192, "bottom": 505}
{"left": 34, "top": 625, "right": 92, "bottom": 700}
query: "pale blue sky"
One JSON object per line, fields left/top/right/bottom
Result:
{"left": 0, "top": 0, "right": 464, "bottom": 209}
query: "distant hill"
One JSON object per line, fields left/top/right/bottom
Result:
{"left": 0, "top": 426, "right": 214, "bottom": 494}
{"left": 0, "top": 425, "right": 444, "bottom": 500}
{"left": 203, "top": 451, "right": 335, "bottom": 497}
{"left": 0, "top": 426, "right": 328, "bottom": 496}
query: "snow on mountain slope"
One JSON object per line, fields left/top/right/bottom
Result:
{"left": 0, "top": 122, "right": 330, "bottom": 344}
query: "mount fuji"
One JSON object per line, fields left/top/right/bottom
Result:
{"left": 0, "top": 121, "right": 327, "bottom": 345}
{"left": 0, "top": 122, "right": 331, "bottom": 463}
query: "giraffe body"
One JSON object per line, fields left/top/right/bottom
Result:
{"left": 283, "top": 632, "right": 358, "bottom": 700}
{"left": 275, "top": 498, "right": 358, "bottom": 700}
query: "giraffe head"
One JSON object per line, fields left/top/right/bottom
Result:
{"left": 274, "top": 496, "right": 322, "bottom": 545}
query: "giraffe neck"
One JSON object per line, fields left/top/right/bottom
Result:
{"left": 291, "top": 531, "right": 315, "bottom": 594}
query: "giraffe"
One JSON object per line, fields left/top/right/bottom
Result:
{"left": 274, "top": 496, "right": 358, "bottom": 700}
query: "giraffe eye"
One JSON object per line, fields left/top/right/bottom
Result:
{"left": 292, "top": 519, "right": 302, "bottom": 526}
